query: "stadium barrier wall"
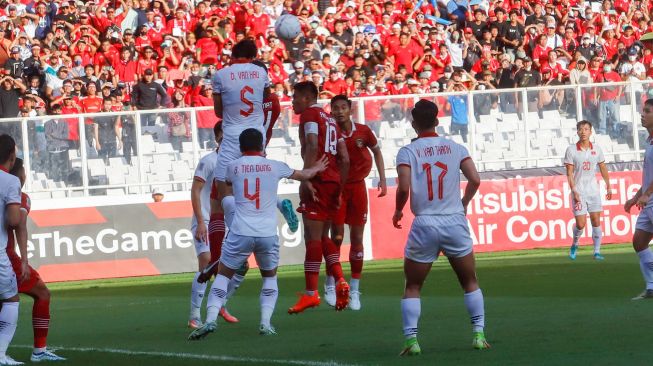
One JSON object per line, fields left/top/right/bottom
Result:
{"left": 26, "top": 171, "right": 642, "bottom": 282}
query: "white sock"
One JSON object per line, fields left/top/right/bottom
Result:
{"left": 190, "top": 272, "right": 207, "bottom": 319}
{"left": 637, "top": 248, "right": 653, "bottom": 290}
{"left": 572, "top": 226, "right": 583, "bottom": 246}
{"left": 222, "top": 196, "right": 236, "bottom": 228}
{"left": 592, "top": 227, "right": 602, "bottom": 254}
{"left": 206, "top": 275, "right": 230, "bottom": 323}
{"left": 464, "top": 288, "right": 485, "bottom": 333}
{"left": 227, "top": 273, "right": 245, "bottom": 299}
{"left": 0, "top": 301, "right": 19, "bottom": 357}
{"left": 33, "top": 347, "right": 46, "bottom": 354}
{"left": 350, "top": 278, "right": 360, "bottom": 292}
{"left": 401, "top": 298, "right": 420, "bottom": 339}
{"left": 276, "top": 198, "right": 284, "bottom": 211}
{"left": 260, "top": 276, "right": 278, "bottom": 327}
{"left": 325, "top": 275, "right": 335, "bottom": 288}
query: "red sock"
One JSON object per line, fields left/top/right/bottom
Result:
{"left": 304, "top": 240, "right": 322, "bottom": 292}
{"left": 349, "top": 242, "right": 364, "bottom": 279}
{"left": 33, "top": 298, "right": 50, "bottom": 349}
{"left": 322, "top": 237, "right": 344, "bottom": 280}
{"left": 208, "top": 213, "right": 225, "bottom": 263}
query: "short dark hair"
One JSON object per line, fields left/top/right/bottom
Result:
{"left": 232, "top": 39, "right": 258, "bottom": 59}
{"left": 411, "top": 99, "right": 439, "bottom": 130}
{"left": 293, "top": 81, "right": 318, "bottom": 100}
{"left": 0, "top": 134, "right": 16, "bottom": 165}
{"left": 576, "top": 120, "right": 592, "bottom": 130}
{"left": 213, "top": 121, "right": 222, "bottom": 138}
{"left": 9, "top": 157, "right": 22, "bottom": 176}
{"left": 330, "top": 94, "right": 351, "bottom": 108}
{"left": 645, "top": 98, "right": 653, "bottom": 108}
{"left": 239, "top": 128, "right": 263, "bottom": 152}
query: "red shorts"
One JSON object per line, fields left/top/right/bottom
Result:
{"left": 299, "top": 181, "right": 341, "bottom": 222}
{"left": 333, "top": 181, "right": 368, "bottom": 226}
{"left": 11, "top": 258, "right": 41, "bottom": 293}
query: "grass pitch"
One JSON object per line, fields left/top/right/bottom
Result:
{"left": 9, "top": 244, "right": 651, "bottom": 365}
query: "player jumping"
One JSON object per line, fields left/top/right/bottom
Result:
{"left": 393, "top": 100, "right": 489, "bottom": 356}
{"left": 288, "top": 82, "right": 351, "bottom": 314}
{"left": 625, "top": 99, "right": 653, "bottom": 300}
{"left": 188, "top": 128, "right": 328, "bottom": 340}
{"left": 323, "top": 95, "right": 387, "bottom": 310}
{"left": 564, "top": 120, "right": 611, "bottom": 260}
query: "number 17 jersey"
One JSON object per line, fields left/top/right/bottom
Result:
{"left": 298, "top": 104, "right": 342, "bottom": 183}
{"left": 396, "top": 133, "right": 471, "bottom": 216}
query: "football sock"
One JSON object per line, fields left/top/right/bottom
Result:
{"left": 592, "top": 227, "right": 602, "bottom": 254}
{"left": 260, "top": 276, "right": 278, "bottom": 328}
{"left": 572, "top": 226, "right": 583, "bottom": 246}
{"left": 464, "top": 289, "right": 485, "bottom": 332}
{"left": 33, "top": 297, "right": 49, "bottom": 350}
{"left": 401, "top": 298, "right": 420, "bottom": 339}
{"left": 208, "top": 214, "right": 225, "bottom": 263}
{"left": 349, "top": 242, "right": 364, "bottom": 280}
{"left": 222, "top": 196, "right": 235, "bottom": 228}
{"left": 226, "top": 273, "right": 245, "bottom": 299}
{"left": 637, "top": 248, "right": 653, "bottom": 290}
{"left": 304, "top": 240, "right": 322, "bottom": 294}
{"left": 350, "top": 278, "right": 360, "bottom": 293}
{"left": 190, "top": 272, "right": 206, "bottom": 319}
{"left": 322, "top": 236, "right": 344, "bottom": 280}
{"left": 206, "top": 275, "right": 230, "bottom": 323}
{"left": 325, "top": 275, "right": 335, "bottom": 288}
{"left": 0, "top": 301, "right": 18, "bottom": 357}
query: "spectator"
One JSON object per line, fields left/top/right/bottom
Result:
{"left": 167, "top": 89, "right": 191, "bottom": 152}
{"left": 0, "top": 75, "right": 25, "bottom": 118}
{"left": 594, "top": 62, "right": 623, "bottom": 136}
{"left": 131, "top": 68, "right": 169, "bottom": 127}
{"left": 93, "top": 98, "right": 121, "bottom": 163}
{"left": 447, "top": 77, "right": 471, "bottom": 143}
{"left": 44, "top": 104, "right": 70, "bottom": 183}
{"left": 191, "top": 82, "right": 217, "bottom": 150}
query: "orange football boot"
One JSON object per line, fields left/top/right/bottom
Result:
{"left": 288, "top": 292, "right": 321, "bottom": 314}
{"left": 335, "top": 278, "right": 350, "bottom": 311}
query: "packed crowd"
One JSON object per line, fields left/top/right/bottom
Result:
{"left": 0, "top": 0, "right": 651, "bottom": 175}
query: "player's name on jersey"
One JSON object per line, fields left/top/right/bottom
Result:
{"left": 416, "top": 144, "right": 452, "bottom": 158}
{"left": 230, "top": 70, "right": 262, "bottom": 80}
{"left": 236, "top": 163, "right": 273, "bottom": 174}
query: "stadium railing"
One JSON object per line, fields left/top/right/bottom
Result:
{"left": 1, "top": 79, "right": 649, "bottom": 198}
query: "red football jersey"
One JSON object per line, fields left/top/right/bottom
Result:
{"left": 298, "top": 105, "right": 341, "bottom": 183}
{"left": 6, "top": 193, "right": 30, "bottom": 261}
{"left": 263, "top": 93, "right": 281, "bottom": 146}
{"left": 342, "top": 123, "right": 377, "bottom": 183}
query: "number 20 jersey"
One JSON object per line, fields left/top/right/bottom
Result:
{"left": 298, "top": 105, "right": 342, "bottom": 184}
{"left": 396, "top": 134, "right": 471, "bottom": 216}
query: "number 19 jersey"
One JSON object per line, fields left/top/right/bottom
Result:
{"left": 298, "top": 104, "right": 342, "bottom": 183}
{"left": 396, "top": 133, "right": 471, "bottom": 216}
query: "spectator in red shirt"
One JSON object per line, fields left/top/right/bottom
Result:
{"left": 388, "top": 32, "right": 420, "bottom": 74}
{"left": 594, "top": 63, "right": 622, "bottom": 135}
{"left": 245, "top": 1, "right": 270, "bottom": 37}
{"left": 112, "top": 48, "right": 138, "bottom": 84}
{"left": 322, "top": 69, "right": 348, "bottom": 98}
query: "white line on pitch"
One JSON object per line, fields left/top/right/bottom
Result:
{"left": 12, "top": 345, "right": 361, "bottom": 366}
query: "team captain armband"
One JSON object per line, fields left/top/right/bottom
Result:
{"left": 304, "top": 122, "right": 318, "bottom": 136}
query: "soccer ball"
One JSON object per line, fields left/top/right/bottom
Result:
{"left": 275, "top": 14, "right": 302, "bottom": 41}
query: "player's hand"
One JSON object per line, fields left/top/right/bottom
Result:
{"left": 377, "top": 179, "right": 387, "bottom": 197}
{"left": 573, "top": 191, "right": 581, "bottom": 204}
{"left": 637, "top": 193, "right": 650, "bottom": 209}
{"left": 20, "top": 261, "right": 30, "bottom": 283}
{"left": 195, "top": 222, "right": 208, "bottom": 243}
{"left": 392, "top": 210, "right": 403, "bottom": 229}
{"left": 313, "top": 155, "right": 329, "bottom": 172}
{"left": 605, "top": 190, "right": 612, "bottom": 201}
{"left": 625, "top": 198, "right": 636, "bottom": 213}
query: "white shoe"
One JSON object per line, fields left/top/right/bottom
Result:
{"left": 349, "top": 290, "right": 361, "bottom": 311}
{"left": 30, "top": 350, "right": 66, "bottom": 362}
{"left": 324, "top": 285, "right": 336, "bottom": 307}
{"left": 0, "top": 355, "right": 23, "bottom": 365}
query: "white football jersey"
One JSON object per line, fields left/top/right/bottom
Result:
{"left": 563, "top": 142, "right": 605, "bottom": 196}
{"left": 226, "top": 154, "right": 294, "bottom": 237}
{"left": 0, "top": 170, "right": 21, "bottom": 253}
{"left": 643, "top": 138, "right": 653, "bottom": 209}
{"left": 396, "top": 134, "right": 471, "bottom": 216}
{"left": 192, "top": 150, "right": 219, "bottom": 226}
{"left": 212, "top": 63, "right": 270, "bottom": 152}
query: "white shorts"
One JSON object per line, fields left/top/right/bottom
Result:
{"left": 214, "top": 144, "right": 241, "bottom": 182}
{"left": 191, "top": 222, "right": 210, "bottom": 256}
{"left": 571, "top": 192, "right": 602, "bottom": 216}
{"left": 220, "top": 232, "right": 279, "bottom": 271}
{"left": 405, "top": 214, "right": 473, "bottom": 263}
{"left": 636, "top": 206, "right": 653, "bottom": 233}
{"left": 0, "top": 260, "right": 17, "bottom": 300}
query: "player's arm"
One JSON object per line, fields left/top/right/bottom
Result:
{"left": 336, "top": 139, "right": 350, "bottom": 187}
{"left": 393, "top": 164, "right": 411, "bottom": 228}
{"left": 460, "top": 157, "right": 481, "bottom": 213}
{"left": 598, "top": 162, "right": 612, "bottom": 200}
{"left": 290, "top": 155, "right": 329, "bottom": 181}
{"left": 13, "top": 209, "right": 30, "bottom": 282}
{"left": 212, "top": 93, "right": 223, "bottom": 119}
{"left": 371, "top": 145, "right": 387, "bottom": 197}
{"left": 191, "top": 177, "right": 207, "bottom": 242}
{"left": 566, "top": 163, "right": 581, "bottom": 203}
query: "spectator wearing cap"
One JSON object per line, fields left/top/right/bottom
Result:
{"left": 131, "top": 68, "right": 169, "bottom": 127}
{"left": 4, "top": 46, "right": 24, "bottom": 79}
{"left": 22, "top": 44, "right": 41, "bottom": 78}
{"left": 289, "top": 61, "right": 305, "bottom": 87}
{"left": 44, "top": 104, "right": 71, "bottom": 183}
{"left": 446, "top": 77, "right": 472, "bottom": 143}
{"left": 167, "top": 7, "right": 191, "bottom": 37}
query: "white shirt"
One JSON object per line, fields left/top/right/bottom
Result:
{"left": 192, "top": 150, "right": 219, "bottom": 226}
{"left": 564, "top": 142, "right": 605, "bottom": 196}
{"left": 226, "top": 154, "right": 294, "bottom": 237}
{"left": 619, "top": 61, "right": 646, "bottom": 78}
{"left": 396, "top": 134, "right": 470, "bottom": 216}
{"left": 643, "top": 138, "right": 653, "bottom": 208}
{"left": 0, "top": 170, "right": 21, "bottom": 254}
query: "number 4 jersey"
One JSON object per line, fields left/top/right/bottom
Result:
{"left": 396, "top": 132, "right": 471, "bottom": 216}
{"left": 298, "top": 104, "right": 342, "bottom": 183}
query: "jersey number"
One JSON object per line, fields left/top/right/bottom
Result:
{"left": 422, "top": 162, "right": 448, "bottom": 201}
{"left": 240, "top": 86, "right": 254, "bottom": 117}
{"left": 582, "top": 161, "right": 590, "bottom": 171}
{"left": 325, "top": 122, "right": 338, "bottom": 155}
{"left": 243, "top": 177, "right": 260, "bottom": 209}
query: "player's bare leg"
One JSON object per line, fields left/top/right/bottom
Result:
{"left": 25, "top": 281, "right": 65, "bottom": 362}
{"left": 589, "top": 212, "right": 604, "bottom": 260}
{"left": 189, "top": 252, "right": 210, "bottom": 329}
{"left": 570, "top": 215, "right": 587, "bottom": 260}
{"left": 631, "top": 229, "right": 653, "bottom": 300}
{"left": 288, "top": 217, "right": 324, "bottom": 314}
{"left": 321, "top": 221, "right": 349, "bottom": 311}
{"left": 400, "top": 258, "right": 432, "bottom": 356}
{"left": 448, "top": 253, "right": 490, "bottom": 349}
